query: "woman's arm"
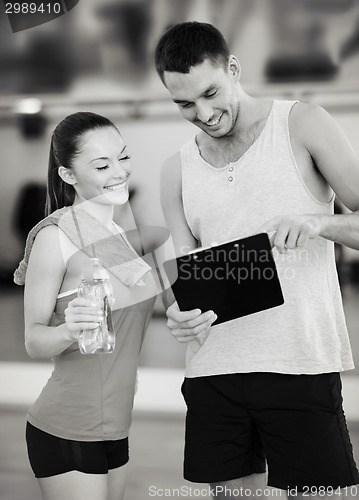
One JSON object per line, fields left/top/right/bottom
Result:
{"left": 24, "top": 225, "right": 102, "bottom": 359}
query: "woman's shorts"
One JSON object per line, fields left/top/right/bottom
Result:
{"left": 181, "top": 372, "right": 359, "bottom": 492}
{"left": 26, "top": 422, "right": 129, "bottom": 478}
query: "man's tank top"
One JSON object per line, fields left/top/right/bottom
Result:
{"left": 180, "top": 99, "right": 354, "bottom": 377}
{"left": 27, "top": 237, "right": 157, "bottom": 441}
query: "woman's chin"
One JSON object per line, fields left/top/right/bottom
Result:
{"left": 102, "top": 188, "right": 129, "bottom": 205}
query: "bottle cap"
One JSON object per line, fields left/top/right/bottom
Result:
{"left": 81, "top": 259, "right": 95, "bottom": 281}
{"left": 92, "top": 258, "right": 109, "bottom": 280}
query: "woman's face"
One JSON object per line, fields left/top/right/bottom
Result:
{"left": 68, "top": 126, "right": 132, "bottom": 205}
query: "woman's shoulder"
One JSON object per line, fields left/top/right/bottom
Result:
{"left": 33, "top": 224, "right": 78, "bottom": 267}
{"left": 24, "top": 225, "right": 66, "bottom": 287}
{"left": 35, "top": 223, "right": 60, "bottom": 239}
{"left": 23, "top": 207, "right": 70, "bottom": 253}
{"left": 29, "top": 207, "right": 75, "bottom": 257}
{"left": 14, "top": 207, "right": 71, "bottom": 285}
{"left": 29, "top": 225, "right": 64, "bottom": 263}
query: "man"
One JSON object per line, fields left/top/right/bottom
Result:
{"left": 155, "top": 22, "right": 359, "bottom": 499}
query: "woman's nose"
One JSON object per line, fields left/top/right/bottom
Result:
{"left": 113, "top": 160, "right": 131, "bottom": 178}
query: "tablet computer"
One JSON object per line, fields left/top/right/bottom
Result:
{"left": 163, "top": 233, "right": 284, "bottom": 326}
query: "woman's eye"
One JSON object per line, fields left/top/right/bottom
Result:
{"left": 119, "top": 155, "right": 131, "bottom": 161}
{"left": 97, "top": 166, "right": 109, "bottom": 171}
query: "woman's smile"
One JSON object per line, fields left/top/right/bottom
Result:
{"left": 104, "top": 180, "right": 127, "bottom": 191}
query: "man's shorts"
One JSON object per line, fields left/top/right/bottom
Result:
{"left": 26, "top": 422, "right": 129, "bottom": 478}
{"left": 181, "top": 372, "right": 359, "bottom": 491}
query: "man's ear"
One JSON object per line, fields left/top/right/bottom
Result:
{"left": 228, "top": 55, "right": 241, "bottom": 80}
{"left": 58, "top": 166, "right": 77, "bottom": 185}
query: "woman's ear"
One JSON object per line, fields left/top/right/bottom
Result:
{"left": 58, "top": 166, "right": 77, "bottom": 185}
{"left": 228, "top": 55, "right": 241, "bottom": 81}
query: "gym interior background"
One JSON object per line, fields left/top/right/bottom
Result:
{"left": 1, "top": 1, "right": 359, "bottom": 498}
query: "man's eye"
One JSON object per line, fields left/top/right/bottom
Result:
{"left": 206, "top": 91, "right": 217, "bottom": 98}
{"left": 179, "top": 102, "right": 193, "bottom": 109}
{"left": 97, "top": 166, "right": 109, "bottom": 171}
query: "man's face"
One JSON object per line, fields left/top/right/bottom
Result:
{"left": 163, "top": 58, "right": 240, "bottom": 138}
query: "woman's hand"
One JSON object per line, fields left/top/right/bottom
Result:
{"left": 64, "top": 297, "right": 104, "bottom": 341}
{"left": 166, "top": 301, "right": 217, "bottom": 345}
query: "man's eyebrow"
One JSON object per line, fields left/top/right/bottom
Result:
{"left": 203, "top": 85, "right": 217, "bottom": 95}
{"left": 173, "top": 86, "right": 217, "bottom": 104}
{"left": 89, "top": 146, "right": 127, "bottom": 163}
{"left": 173, "top": 98, "right": 190, "bottom": 105}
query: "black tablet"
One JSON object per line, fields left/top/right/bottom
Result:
{"left": 163, "top": 233, "right": 284, "bottom": 325}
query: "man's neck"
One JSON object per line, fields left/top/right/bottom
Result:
{"left": 195, "top": 97, "right": 274, "bottom": 167}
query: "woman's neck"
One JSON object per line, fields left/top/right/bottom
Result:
{"left": 72, "top": 197, "right": 114, "bottom": 231}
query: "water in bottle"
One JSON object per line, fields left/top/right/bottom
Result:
{"left": 77, "top": 258, "right": 115, "bottom": 354}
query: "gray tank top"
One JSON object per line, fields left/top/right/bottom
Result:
{"left": 180, "top": 99, "right": 354, "bottom": 377}
{"left": 27, "top": 242, "right": 156, "bottom": 441}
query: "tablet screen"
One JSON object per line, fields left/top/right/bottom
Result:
{"left": 163, "top": 233, "right": 284, "bottom": 325}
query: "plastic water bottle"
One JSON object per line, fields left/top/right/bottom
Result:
{"left": 77, "top": 258, "right": 115, "bottom": 354}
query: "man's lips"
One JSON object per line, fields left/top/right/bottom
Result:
{"left": 205, "top": 113, "right": 223, "bottom": 127}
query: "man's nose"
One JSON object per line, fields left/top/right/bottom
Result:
{"left": 196, "top": 102, "right": 214, "bottom": 124}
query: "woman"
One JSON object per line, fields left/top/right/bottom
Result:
{"left": 14, "top": 112, "right": 158, "bottom": 500}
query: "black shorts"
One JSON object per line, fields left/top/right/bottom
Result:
{"left": 181, "top": 372, "right": 359, "bottom": 491}
{"left": 26, "top": 422, "right": 129, "bottom": 478}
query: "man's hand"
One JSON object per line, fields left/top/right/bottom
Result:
{"left": 166, "top": 302, "right": 217, "bottom": 344}
{"left": 260, "top": 214, "right": 324, "bottom": 254}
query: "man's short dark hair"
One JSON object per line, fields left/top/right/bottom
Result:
{"left": 155, "top": 22, "right": 230, "bottom": 84}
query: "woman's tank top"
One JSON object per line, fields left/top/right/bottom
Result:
{"left": 180, "top": 99, "right": 354, "bottom": 377}
{"left": 27, "top": 232, "right": 157, "bottom": 441}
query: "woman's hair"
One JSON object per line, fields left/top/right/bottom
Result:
{"left": 155, "top": 22, "right": 230, "bottom": 84}
{"left": 46, "top": 111, "right": 118, "bottom": 215}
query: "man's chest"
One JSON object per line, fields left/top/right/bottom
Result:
{"left": 197, "top": 123, "right": 266, "bottom": 168}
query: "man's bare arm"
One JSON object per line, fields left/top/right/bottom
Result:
{"left": 262, "top": 103, "right": 359, "bottom": 252}
{"left": 160, "top": 152, "right": 217, "bottom": 342}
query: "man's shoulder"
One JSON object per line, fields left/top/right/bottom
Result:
{"left": 289, "top": 101, "right": 328, "bottom": 127}
{"left": 161, "top": 152, "right": 182, "bottom": 192}
{"left": 162, "top": 151, "right": 181, "bottom": 174}
{"left": 289, "top": 101, "right": 331, "bottom": 144}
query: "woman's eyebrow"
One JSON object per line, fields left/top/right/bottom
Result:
{"left": 89, "top": 146, "right": 127, "bottom": 163}
{"left": 90, "top": 156, "right": 109, "bottom": 163}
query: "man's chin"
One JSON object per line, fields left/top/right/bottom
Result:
{"left": 199, "top": 122, "right": 232, "bottom": 139}
{"left": 204, "top": 127, "right": 230, "bottom": 139}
